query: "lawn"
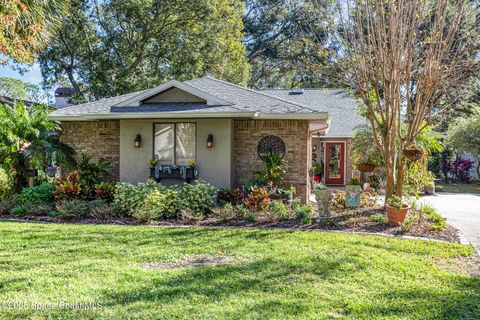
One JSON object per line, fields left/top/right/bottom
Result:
{"left": 0, "top": 222, "right": 478, "bottom": 319}
{"left": 436, "top": 180, "right": 480, "bottom": 194}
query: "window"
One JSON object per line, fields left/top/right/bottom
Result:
{"left": 154, "top": 123, "right": 196, "bottom": 165}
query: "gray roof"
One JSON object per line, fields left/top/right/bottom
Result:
{"left": 261, "top": 89, "right": 365, "bottom": 137}
{"left": 49, "top": 77, "right": 363, "bottom": 135}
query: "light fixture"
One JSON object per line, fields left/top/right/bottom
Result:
{"left": 134, "top": 134, "right": 141, "bottom": 148}
{"left": 207, "top": 134, "right": 213, "bottom": 148}
{"left": 313, "top": 145, "right": 317, "bottom": 152}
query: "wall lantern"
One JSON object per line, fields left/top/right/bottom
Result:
{"left": 134, "top": 134, "right": 142, "bottom": 148}
{"left": 207, "top": 134, "right": 214, "bottom": 148}
{"left": 312, "top": 145, "right": 317, "bottom": 152}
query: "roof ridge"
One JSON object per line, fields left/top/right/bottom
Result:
{"left": 201, "top": 76, "right": 319, "bottom": 113}
{"left": 260, "top": 88, "right": 346, "bottom": 91}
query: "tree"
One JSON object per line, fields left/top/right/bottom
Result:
{"left": 446, "top": 116, "right": 480, "bottom": 177}
{"left": 0, "top": 103, "right": 75, "bottom": 192}
{"left": 0, "top": 77, "right": 47, "bottom": 102}
{"left": 339, "top": 0, "right": 480, "bottom": 199}
{"left": 0, "top": 0, "right": 69, "bottom": 63}
{"left": 243, "top": 0, "right": 339, "bottom": 88}
{"left": 38, "top": 0, "right": 251, "bottom": 101}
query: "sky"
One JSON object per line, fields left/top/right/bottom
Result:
{"left": 0, "top": 61, "right": 55, "bottom": 102}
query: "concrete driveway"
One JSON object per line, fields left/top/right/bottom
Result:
{"left": 421, "top": 193, "right": 480, "bottom": 252}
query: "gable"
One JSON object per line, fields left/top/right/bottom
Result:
{"left": 143, "top": 87, "right": 206, "bottom": 104}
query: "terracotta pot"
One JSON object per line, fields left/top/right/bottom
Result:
{"left": 386, "top": 205, "right": 410, "bottom": 227}
{"left": 356, "top": 163, "right": 376, "bottom": 173}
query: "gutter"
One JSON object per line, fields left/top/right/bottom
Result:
{"left": 48, "top": 111, "right": 329, "bottom": 121}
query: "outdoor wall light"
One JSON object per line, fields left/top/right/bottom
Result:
{"left": 207, "top": 134, "right": 214, "bottom": 148}
{"left": 134, "top": 134, "right": 141, "bottom": 148}
{"left": 312, "top": 145, "right": 317, "bottom": 152}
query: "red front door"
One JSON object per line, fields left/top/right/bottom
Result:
{"left": 325, "top": 142, "right": 345, "bottom": 185}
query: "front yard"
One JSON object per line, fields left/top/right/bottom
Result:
{"left": 0, "top": 221, "right": 478, "bottom": 319}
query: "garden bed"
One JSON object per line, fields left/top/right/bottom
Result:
{"left": 0, "top": 204, "right": 461, "bottom": 244}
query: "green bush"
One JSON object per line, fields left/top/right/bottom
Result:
{"left": 179, "top": 180, "right": 217, "bottom": 213}
{"left": 89, "top": 199, "right": 114, "bottom": 220}
{"left": 295, "top": 204, "right": 315, "bottom": 220}
{"left": 132, "top": 189, "right": 180, "bottom": 222}
{"left": 10, "top": 205, "right": 27, "bottom": 215}
{"left": 0, "top": 168, "right": 12, "bottom": 197}
{"left": 55, "top": 199, "right": 90, "bottom": 220}
{"left": 14, "top": 184, "right": 54, "bottom": 207}
{"left": 0, "top": 196, "right": 13, "bottom": 214}
{"left": 268, "top": 200, "right": 290, "bottom": 220}
{"left": 113, "top": 180, "right": 163, "bottom": 216}
{"left": 179, "top": 208, "right": 204, "bottom": 223}
{"left": 244, "top": 212, "right": 257, "bottom": 223}
{"left": 419, "top": 204, "right": 446, "bottom": 231}
{"left": 95, "top": 182, "right": 116, "bottom": 202}
{"left": 211, "top": 203, "right": 236, "bottom": 221}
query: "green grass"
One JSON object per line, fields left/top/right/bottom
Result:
{"left": 0, "top": 221, "right": 479, "bottom": 319}
{"left": 436, "top": 181, "right": 480, "bottom": 194}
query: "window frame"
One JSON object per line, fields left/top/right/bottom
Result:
{"left": 152, "top": 122, "right": 197, "bottom": 165}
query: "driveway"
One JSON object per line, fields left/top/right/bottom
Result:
{"left": 421, "top": 193, "right": 480, "bottom": 252}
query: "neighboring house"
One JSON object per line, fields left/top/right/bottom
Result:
{"left": 49, "top": 76, "right": 362, "bottom": 202}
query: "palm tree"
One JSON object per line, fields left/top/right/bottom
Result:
{"left": 0, "top": 102, "right": 75, "bottom": 192}
{"left": 0, "top": 0, "right": 69, "bottom": 63}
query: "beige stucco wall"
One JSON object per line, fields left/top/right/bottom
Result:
{"left": 119, "top": 119, "right": 232, "bottom": 188}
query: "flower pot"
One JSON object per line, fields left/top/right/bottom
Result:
{"left": 386, "top": 205, "right": 410, "bottom": 227}
{"left": 314, "top": 189, "right": 335, "bottom": 218}
{"left": 403, "top": 147, "right": 423, "bottom": 162}
{"left": 356, "top": 163, "right": 376, "bottom": 173}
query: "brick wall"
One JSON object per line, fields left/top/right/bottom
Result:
{"left": 60, "top": 121, "right": 120, "bottom": 181}
{"left": 233, "top": 120, "right": 310, "bottom": 203}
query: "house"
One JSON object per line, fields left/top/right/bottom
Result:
{"left": 49, "top": 76, "right": 362, "bottom": 202}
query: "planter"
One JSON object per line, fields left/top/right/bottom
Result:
{"left": 386, "top": 205, "right": 410, "bottom": 227}
{"left": 424, "top": 185, "right": 435, "bottom": 195}
{"left": 313, "top": 175, "right": 321, "bottom": 183}
{"left": 403, "top": 146, "right": 423, "bottom": 162}
{"left": 314, "top": 189, "right": 335, "bottom": 218}
{"left": 356, "top": 163, "right": 376, "bottom": 173}
{"left": 150, "top": 166, "right": 197, "bottom": 183}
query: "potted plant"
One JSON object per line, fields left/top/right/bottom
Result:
{"left": 313, "top": 162, "right": 323, "bottom": 182}
{"left": 403, "top": 144, "right": 424, "bottom": 162}
{"left": 385, "top": 195, "right": 410, "bottom": 226}
{"left": 313, "top": 183, "right": 334, "bottom": 218}
{"left": 424, "top": 181, "right": 435, "bottom": 195}
{"left": 352, "top": 126, "right": 383, "bottom": 173}
{"left": 283, "top": 186, "right": 296, "bottom": 202}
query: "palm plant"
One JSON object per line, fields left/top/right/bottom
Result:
{"left": 261, "top": 154, "right": 288, "bottom": 191}
{"left": 0, "top": 102, "right": 75, "bottom": 192}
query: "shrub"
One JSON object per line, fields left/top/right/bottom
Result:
{"left": 385, "top": 195, "right": 405, "bottom": 209}
{"left": 27, "top": 204, "right": 53, "bottom": 216}
{"left": 113, "top": 180, "right": 162, "bottom": 216}
{"left": 10, "top": 205, "right": 27, "bottom": 215}
{"left": 244, "top": 212, "right": 257, "bottom": 223}
{"left": 89, "top": 199, "right": 114, "bottom": 220}
{"left": 234, "top": 204, "right": 251, "bottom": 218}
{"left": 54, "top": 171, "right": 86, "bottom": 200}
{"left": 400, "top": 213, "right": 417, "bottom": 233}
{"left": 132, "top": 189, "right": 180, "bottom": 222}
{"left": 179, "top": 180, "right": 217, "bottom": 213}
{"left": 419, "top": 204, "right": 446, "bottom": 231}
{"left": 295, "top": 204, "right": 315, "bottom": 220}
{"left": 0, "top": 196, "right": 13, "bottom": 214}
{"left": 217, "top": 188, "right": 243, "bottom": 205}
{"left": 55, "top": 199, "right": 90, "bottom": 220}
{"left": 95, "top": 182, "right": 116, "bottom": 202}
{"left": 77, "top": 154, "right": 111, "bottom": 189}
{"left": 0, "top": 167, "right": 12, "bottom": 197}
{"left": 290, "top": 198, "right": 301, "bottom": 210}
{"left": 244, "top": 187, "right": 269, "bottom": 212}
{"left": 211, "top": 203, "right": 236, "bottom": 222}
{"left": 268, "top": 200, "right": 290, "bottom": 220}
{"left": 179, "top": 208, "right": 204, "bottom": 223}
{"left": 371, "top": 214, "right": 387, "bottom": 223}
{"left": 14, "top": 184, "right": 54, "bottom": 207}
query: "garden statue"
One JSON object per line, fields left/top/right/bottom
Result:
{"left": 313, "top": 183, "right": 334, "bottom": 218}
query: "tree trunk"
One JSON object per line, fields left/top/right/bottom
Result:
{"left": 394, "top": 156, "right": 407, "bottom": 197}
{"left": 13, "top": 153, "right": 27, "bottom": 193}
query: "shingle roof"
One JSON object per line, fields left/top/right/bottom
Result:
{"left": 49, "top": 77, "right": 362, "bottom": 130}
{"left": 261, "top": 89, "right": 365, "bottom": 137}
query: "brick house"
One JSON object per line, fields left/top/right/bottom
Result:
{"left": 49, "top": 76, "right": 363, "bottom": 203}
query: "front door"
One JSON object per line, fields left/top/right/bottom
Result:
{"left": 325, "top": 142, "right": 345, "bottom": 185}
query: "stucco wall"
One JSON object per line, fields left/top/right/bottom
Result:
{"left": 232, "top": 120, "right": 310, "bottom": 203}
{"left": 119, "top": 119, "right": 233, "bottom": 188}
{"left": 60, "top": 121, "right": 120, "bottom": 181}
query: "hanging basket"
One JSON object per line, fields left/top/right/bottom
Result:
{"left": 356, "top": 163, "right": 376, "bottom": 173}
{"left": 403, "top": 145, "right": 423, "bottom": 162}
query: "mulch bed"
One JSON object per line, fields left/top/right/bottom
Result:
{"left": 0, "top": 206, "right": 461, "bottom": 244}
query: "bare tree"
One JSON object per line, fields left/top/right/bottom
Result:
{"left": 338, "top": 0, "right": 480, "bottom": 199}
